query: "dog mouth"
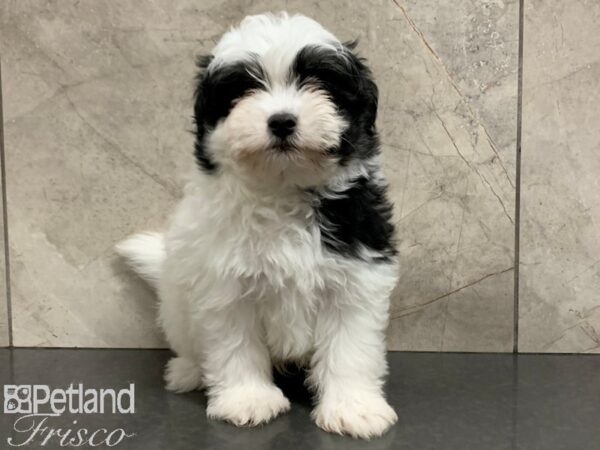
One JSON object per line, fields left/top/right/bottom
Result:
{"left": 270, "top": 138, "right": 297, "bottom": 153}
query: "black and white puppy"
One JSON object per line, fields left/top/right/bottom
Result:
{"left": 117, "top": 12, "right": 398, "bottom": 439}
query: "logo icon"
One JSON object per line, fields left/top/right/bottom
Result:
{"left": 4, "top": 386, "right": 32, "bottom": 414}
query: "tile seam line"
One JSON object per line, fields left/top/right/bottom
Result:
{"left": 0, "top": 58, "right": 13, "bottom": 348}
{"left": 513, "top": 0, "right": 525, "bottom": 354}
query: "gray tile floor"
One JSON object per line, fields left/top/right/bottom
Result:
{"left": 1, "top": 349, "right": 599, "bottom": 449}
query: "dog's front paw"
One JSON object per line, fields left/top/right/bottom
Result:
{"left": 313, "top": 393, "right": 397, "bottom": 439}
{"left": 207, "top": 383, "right": 290, "bottom": 427}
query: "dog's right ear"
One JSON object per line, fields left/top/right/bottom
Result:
{"left": 193, "top": 55, "right": 217, "bottom": 173}
{"left": 193, "top": 54, "right": 214, "bottom": 125}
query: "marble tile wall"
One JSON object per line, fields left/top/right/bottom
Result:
{"left": 0, "top": 0, "right": 518, "bottom": 349}
{"left": 1, "top": 0, "right": 593, "bottom": 353}
{"left": 386, "top": 0, "right": 517, "bottom": 351}
{"left": 519, "top": 0, "right": 600, "bottom": 353}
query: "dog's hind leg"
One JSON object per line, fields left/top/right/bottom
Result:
{"left": 158, "top": 284, "right": 204, "bottom": 393}
{"left": 164, "top": 356, "right": 203, "bottom": 393}
{"left": 117, "top": 232, "right": 204, "bottom": 392}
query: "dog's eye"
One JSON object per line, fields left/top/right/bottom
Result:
{"left": 201, "top": 62, "right": 265, "bottom": 125}
{"left": 293, "top": 48, "right": 361, "bottom": 102}
{"left": 297, "top": 66, "right": 361, "bottom": 114}
{"left": 215, "top": 76, "right": 255, "bottom": 103}
{"left": 304, "top": 67, "right": 358, "bottom": 94}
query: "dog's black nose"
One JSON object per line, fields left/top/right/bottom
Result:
{"left": 268, "top": 113, "right": 297, "bottom": 139}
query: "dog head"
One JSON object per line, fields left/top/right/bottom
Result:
{"left": 193, "top": 13, "right": 379, "bottom": 188}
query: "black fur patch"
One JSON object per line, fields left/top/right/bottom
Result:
{"left": 314, "top": 176, "right": 397, "bottom": 262}
{"left": 292, "top": 44, "right": 379, "bottom": 164}
{"left": 294, "top": 43, "right": 394, "bottom": 261}
{"left": 193, "top": 55, "right": 267, "bottom": 172}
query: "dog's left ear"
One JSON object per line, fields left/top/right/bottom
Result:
{"left": 193, "top": 54, "right": 214, "bottom": 127}
{"left": 342, "top": 40, "right": 379, "bottom": 133}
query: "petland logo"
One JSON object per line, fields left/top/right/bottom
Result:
{"left": 3, "top": 384, "right": 136, "bottom": 447}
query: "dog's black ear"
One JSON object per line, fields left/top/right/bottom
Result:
{"left": 193, "top": 54, "right": 214, "bottom": 124}
{"left": 342, "top": 40, "right": 379, "bottom": 133}
{"left": 193, "top": 55, "right": 218, "bottom": 173}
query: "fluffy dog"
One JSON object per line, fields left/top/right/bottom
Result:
{"left": 117, "top": 12, "right": 398, "bottom": 439}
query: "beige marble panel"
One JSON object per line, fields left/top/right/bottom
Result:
{"left": 520, "top": 0, "right": 600, "bottom": 353}
{"left": 1, "top": 0, "right": 517, "bottom": 349}
{"left": 369, "top": 0, "right": 517, "bottom": 351}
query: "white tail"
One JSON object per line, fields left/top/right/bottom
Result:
{"left": 115, "top": 232, "right": 165, "bottom": 290}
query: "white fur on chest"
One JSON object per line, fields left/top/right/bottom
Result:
{"left": 167, "top": 174, "right": 324, "bottom": 284}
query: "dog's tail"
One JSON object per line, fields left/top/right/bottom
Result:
{"left": 115, "top": 232, "right": 165, "bottom": 290}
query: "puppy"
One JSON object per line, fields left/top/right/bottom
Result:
{"left": 117, "top": 12, "right": 399, "bottom": 439}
